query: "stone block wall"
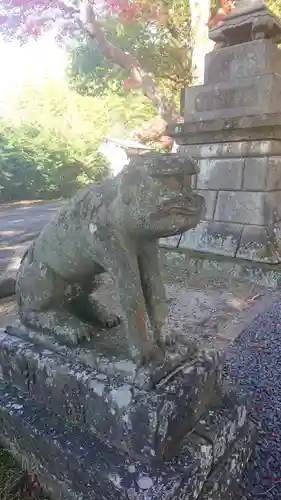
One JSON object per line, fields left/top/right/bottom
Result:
{"left": 164, "top": 38, "right": 281, "bottom": 264}
{"left": 161, "top": 140, "right": 281, "bottom": 263}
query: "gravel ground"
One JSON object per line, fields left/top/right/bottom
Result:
{"left": 225, "top": 297, "right": 281, "bottom": 499}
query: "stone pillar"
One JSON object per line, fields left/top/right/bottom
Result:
{"left": 166, "top": 1, "right": 281, "bottom": 264}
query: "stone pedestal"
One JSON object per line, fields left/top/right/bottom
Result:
{"left": 0, "top": 323, "right": 255, "bottom": 500}
{"left": 209, "top": 1, "right": 281, "bottom": 47}
{"left": 166, "top": 36, "right": 281, "bottom": 264}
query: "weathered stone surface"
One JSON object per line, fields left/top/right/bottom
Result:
{"left": 179, "top": 221, "right": 243, "bottom": 257}
{"left": 191, "top": 173, "right": 197, "bottom": 189}
{"left": 159, "top": 235, "right": 182, "bottom": 248}
{"left": 204, "top": 39, "right": 281, "bottom": 84}
{"left": 195, "top": 390, "right": 248, "bottom": 463}
{"left": 0, "top": 241, "right": 32, "bottom": 300}
{"left": 15, "top": 153, "right": 205, "bottom": 365}
{"left": 209, "top": 0, "right": 281, "bottom": 47}
{"left": 0, "top": 278, "right": 16, "bottom": 300}
{"left": 179, "top": 140, "right": 281, "bottom": 159}
{"left": 197, "top": 159, "right": 243, "bottom": 190}
{"left": 184, "top": 74, "right": 281, "bottom": 122}
{"left": 233, "top": 0, "right": 267, "bottom": 16}
{"left": 161, "top": 247, "right": 281, "bottom": 288}
{"left": 0, "top": 378, "right": 256, "bottom": 500}
{"left": 236, "top": 225, "right": 281, "bottom": 262}
{"left": 243, "top": 157, "right": 267, "bottom": 191}
{"left": 5, "top": 260, "right": 276, "bottom": 353}
{"left": 214, "top": 191, "right": 278, "bottom": 225}
{"left": 243, "top": 156, "right": 281, "bottom": 191}
{"left": 197, "top": 191, "right": 217, "bottom": 221}
{"left": 0, "top": 328, "right": 222, "bottom": 459}
{"left": 0, "top": 382, "right": 215, "bottom": 500}
{"left": 199, "top": 422, "right": 256, "bottom": 500}
{"left": 166, "top": 113, "right": 281, "bottom": 145}
{"left": 4, "top": 320, "right": 198, "bottom": 390}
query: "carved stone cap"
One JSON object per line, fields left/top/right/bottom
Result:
{"left": 209, "top": 1, "right": 281, "bottom": 47}
{"left": 229, "top": 0, "right": 267, "bottom": 18}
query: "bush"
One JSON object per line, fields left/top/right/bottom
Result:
{"left": 0, "top": 78, "right": 155, "bottom": 202}
{"left": 0, "top": 120, "right": 109, "bottom": 202}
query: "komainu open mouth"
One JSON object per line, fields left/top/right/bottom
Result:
{"left": 155, "top": 193, "right": 204, "bottom": 218}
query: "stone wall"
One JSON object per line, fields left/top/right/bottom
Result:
{"left": 174, "top": 141, "right": 281, "bottom": 262}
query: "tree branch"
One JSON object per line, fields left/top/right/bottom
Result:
{"left": 54, "top": 0, "right": 179, "bottom": 141}
{"left": 78, "top": 0, "right": 178, "bottom": 122}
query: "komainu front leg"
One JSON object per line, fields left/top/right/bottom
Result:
{"left": 138, "top": 242, "right": 169, "bottom": 347}
{"left": 112, "top": 252, "right": 164, "bottom": 365}
{"left": 139, "top": 243, "right": 196, "bottom": 354}
{"left": 16, "top": 260, "right": 93, "bottom": 346}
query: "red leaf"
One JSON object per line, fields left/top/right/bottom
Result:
{"left": 123, "top": 76, "right": 137, "bottom": 89}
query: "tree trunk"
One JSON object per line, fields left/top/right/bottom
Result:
{"left": 189, "top": 0, "right": 213, "bottom": 86}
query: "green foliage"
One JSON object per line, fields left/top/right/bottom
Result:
{"left": 0, "top": 119, "right": 107, "bottom": 202}
{"left": 68, "top": 0, "right": 193, "bottom": 104}
{"left": 0, "top": 0, "right": 212, "bottom": 203}
{"left": 268, "top": 0, "right": 281, "bottom": 17}
{"left": 0, "top": 78, "right": 156, "bottom": 202}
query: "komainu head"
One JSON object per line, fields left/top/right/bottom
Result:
{"left": 111, "top": 152, "right": 205, "bottom": 238}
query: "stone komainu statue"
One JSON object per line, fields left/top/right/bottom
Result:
{"left": 16, "top": 153, "right": 205, "bottom": 364}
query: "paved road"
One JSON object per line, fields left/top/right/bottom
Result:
{"left": 0, "top": 201, "right": 64, "bottom": 247}
{"left": 0, "top": 200, "right": 64, "bottom": 267}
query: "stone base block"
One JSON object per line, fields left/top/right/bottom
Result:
{"left": 166, "top": 113, "right": 281, "bottom": 145}
{"left": 194, "top": 387, "right": 249, "bottom": 463}
{"left": 161, "top": 220, "right": 281, "bottom": 263}
{"left": 0, "top": 327, "right": 222, "bottom": 460}
{"left": 0, "top": 380, "right": 255, "bottom": 500}
{"left": 193, "top": 156, "right": 281, "bottom": 193}
{"left": 237, "top": 225, "right": 281, "bottom": 262}
{"left": 214, "top": 191, "right": 281, "bottom": 226}
{"left": 161, "top": 142, "right": 281, "bottom": 264}
{"left": 184, "top": 74, "right": 281, "bottom": 122}
{"left": 0, "top": 382, "right": 213, "bottom": 500}
{"left": 199, "top": 424, "right": 254, "bottom": 500}
{"left": 161, "top": 247, "right": 281, "bottom": 289}
{"left": 179, "top": 141, "right": 281, "bottom": 159}
{"left": 178, "top": 221, "right": 243, "bottom": 258}
{"left": 204, "top": 39, "right": 281, "bottom": 85}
